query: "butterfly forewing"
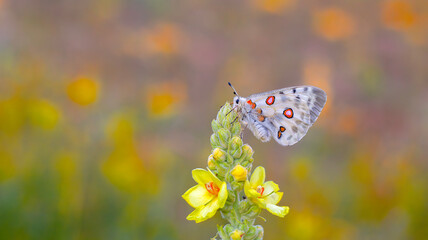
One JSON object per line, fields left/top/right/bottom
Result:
{"left": 242, "top": 86, "right": 326, "bottom": 146}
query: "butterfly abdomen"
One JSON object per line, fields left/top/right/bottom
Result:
{"left": 254, "top": 122, "right": 271, "bottom": 142}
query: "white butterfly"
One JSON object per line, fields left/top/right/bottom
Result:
{"left": 229, "top": 82, "right": 327, "bottom": 146}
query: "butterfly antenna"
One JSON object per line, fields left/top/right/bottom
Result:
{"left": 228, "top": 82, "right": 240, "bottom": 96}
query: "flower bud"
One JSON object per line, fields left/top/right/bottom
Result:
{"left": 246, "top": 226, "right": 256, "bottom": 239}
{"left": 242, "top": 144, "right": 254, "bottom": 160}
{"left": 210, "top": 133, "right": 220, "bottom": 148}
{"left": 216, "top": 163, "right": 228, "bottom": 175}
{"left": 256, "top": 226, "right": 264, "bottom": 239}
{"left": 229, "top": 136, "right": 243, "bottom": 151}
{"left": 207, "top": 155, "right": 216, "bottom": 170}
{"left": 217, "top": 128, "right": 231, "bottom": 148}
{"left": 212, "top": 148, "right": 226, "bottom": 162}
{"left": 243, "top": 205, "right": 261, "bottom": 219}
{"left": 231, "top": 122, "right": 241, "bottom": 136}
{"left": 211, "top": 119, "right": 221, "bottom": 133}
{"left": 231, "top": 181, "right": 243, "bottom": 191}
{"left": 230, "top": 229, "right": 244, "bottom": 240}
{"left": 224, "top": 224, "right": 234, "bottom": 235}
{"left": 217, "top": 110, "right": 225, "bottom": 125}
{"left": 231, "top": 165, "right": 247, "bottom": 181}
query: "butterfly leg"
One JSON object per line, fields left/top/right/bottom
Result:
{"left": 226, "top": 106, "right": 237, "bottom": 116}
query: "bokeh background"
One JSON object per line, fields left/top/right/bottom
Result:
{"left": 1, "top": 0, "right": 428, "bottom": 239}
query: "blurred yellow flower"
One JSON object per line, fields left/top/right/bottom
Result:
{"left": 102, "top": 148, "right": 159, "bottom": 195}
{"left": 28, "top": 99, "right": 61, "bottom": 130}
{"left": 54, "top": 152, "right": 82, "bottom": 216}
{"left": 291, "top": 158, "right": 311, "bottom": 181}
{"left": 144, "top": 23, "right": 181, "bottom": 55}
{"left": 67, "top": 76, "right": 99, "bottom": 106}
{"left": 105, "top": 112, "right": 135, "bottom": 147}
{"left": 244, "top": 166, "right": 289, "bottom": 217}
{"left": 145, "top": 81, "right": 186, "bottom": 118}
{"left": 182, "top": 168, "right": 228, "bottom": 223}
{"left": 0, "top": 97, "right": 25, "bottom": 135}
{"left": 0, "top": 150, "right": 16, "bottom": 182}
{"left": 382, "top": 0, "right": 416, "bottom": 31}
{"left": 313, "top": 7, "right": 355, "bottom": 41}
{"left": 253, "top": 0, "right": 295, "bottom": 14}
{"left": 102, "top": 113, "right": 159, "bottom": 195}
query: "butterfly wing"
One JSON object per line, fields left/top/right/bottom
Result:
{"left": 246, "top": 86, "right": 327, "bottom": 146}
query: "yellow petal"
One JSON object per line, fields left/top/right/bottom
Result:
{"left": 244, "top": 180, "right": 251, "bottom": 196}
{"left": 192, "top": 168, "right": 222, "bottom": 187}
{"left": 186, "top": 198, "right": 220, "bottom": 223}
{"left": 250, "top": 166, "right": 265, "bottom": 188}
{"left": 217, "top": 182, "right": 228, "bottom": 208}
{"left": 266, "top": 204, "right": 289, "bottom": 217}
{"left": 264, "top": 192, "right": 283, "bottom": 205}
{"left": 182, "top": 185, "right": 214, "bottom": 208}
{"left": 262, "top": 181, "right": 279, "bottom": 196}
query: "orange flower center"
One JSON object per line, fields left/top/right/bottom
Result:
{"left": 256, "top": 185, "right": 265, "bottom": 197}
{"left": 205, "top": 182, "right": 220, "bottom": 195}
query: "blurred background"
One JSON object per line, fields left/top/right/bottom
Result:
{"left": 0, "top": 0, "right": 427, "bottom": 239}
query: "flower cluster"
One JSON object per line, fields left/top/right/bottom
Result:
{"left": 182, "top": 103, "right": 289, "bottom": 239}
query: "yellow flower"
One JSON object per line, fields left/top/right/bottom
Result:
{"left": 231, "top": 165, "right": 248, "bottom": 181}
{"left": 182, "top": 168, "right": 228, "bottom": 223}
{"left": 67, "top": 76, "right": 99, "bottom": 106}
{"left": 230, "top": 229, "right": 244, "bottom": 240}
{"left": 244, "top": 166, "right": 289, "bottom": 217}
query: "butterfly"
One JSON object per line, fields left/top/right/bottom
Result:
{"left": 229, "top": 82, "right": 327, "bottom": 146}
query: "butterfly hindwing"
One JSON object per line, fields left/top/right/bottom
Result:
{"left": 245, "top": 86, "right": 326, "bottom": 146}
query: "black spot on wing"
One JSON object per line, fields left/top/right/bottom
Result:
{"left": 292, "top": 126, "right": 298, "bottom": 133}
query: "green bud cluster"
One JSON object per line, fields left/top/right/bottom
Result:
{"left": 209, "top": 103, "right": 262, "bottom": 240}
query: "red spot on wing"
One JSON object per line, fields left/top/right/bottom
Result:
{"left": 266, "top": 96, "right": 275, "bottom": 105}
{"left": 247, "top": 100, "right": 256, "bottom": 109}
{"left": 283, "top": 108, "right": 294, "bottom": 118}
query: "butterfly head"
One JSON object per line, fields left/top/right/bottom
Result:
{"left": 229, "top": 82, "right": 246, "bottom": 109}
{"left": 232, "top": 96, "right": 246, "bottom": 108}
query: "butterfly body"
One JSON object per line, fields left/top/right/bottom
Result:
{"left": 232, "top": 85, "right": 327, "bottom": 146}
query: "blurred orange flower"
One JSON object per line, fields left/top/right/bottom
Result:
{"left": 303, "top": 58, "right": 332, "bottom": 117}
{"left": 145, "top": 81, "right": 187, "bottom": 118}
{"left": 313, "top": 7, "right": 355, "bottom": 41}
{"left": 382, "top": 0, "right": 416, "bottom": 31}
{"left": 67, "top": 76, "right": 99, "bottom": 106}
{"left": 253, "top": 0, "right": 295, "bottom": 14}
{"left": 144, "top": 23, "right": 182, "bottom": 55}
